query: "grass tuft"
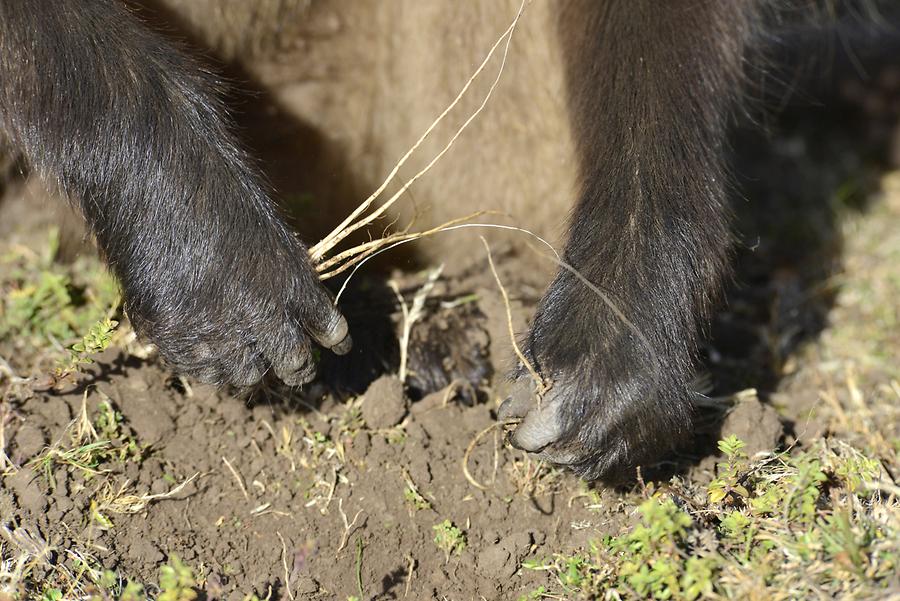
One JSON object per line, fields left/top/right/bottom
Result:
{"left": 523, "top": 437, "right": 899, "bottom": 600}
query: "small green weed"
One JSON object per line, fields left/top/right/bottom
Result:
{"left": 0, "top": 228, "right": 120, "bottom": 368}
{"left": 707, "top": 434, "right": 750, "bottom": 504}
{"left": 401, "top": 469, "right": 431, "bottom": 512}
{"left": 84, "top": 570, "right": 145, "bottom": 601}
{"left": 403, "top": 486, "right": 431, "bottom": 512}
{"left": 0, "top": 531, "right": 183, "bottom": 601}
{"left": 297, "top": 418, "right": 340, "bottom": 467}
{"left": 515, "top": 586, "right": 547, "bottom": 601}
{"left": 526, "top": 437, "right": 898, "bottom": 600}
{"left": 31, "top": 395, "right": 143, "bottom": 486}
{"left": 56, "top": 317, "right": 118, "bottom": 379}
{"left": 158, "top": 555, "right": 197, "bottom": 601}
{"left": 40, "top": 588, "right": 62, "bottom": 601}
{"left": 32, "top": 440, "right": 117, "bottom": 483}
{"left": 433, "top": 519, "right": 466, "bottom": 563}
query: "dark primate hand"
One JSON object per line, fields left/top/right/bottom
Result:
{"left": 0, "top": 0, "right": 351, "bottom": 386}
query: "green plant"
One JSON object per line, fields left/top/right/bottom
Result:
{"left": 398, "top": 469, "right": 432, "bottom": 515}
{"left": 609, "top": 497, "right": 703, "bottom": 600}
{"left": 832, "top": 453, "right": 881, "bottom": 495}
{"left": 158, "top": 555, "right": 197, "bottom": 601}
{"left": 91, "top": 400, "right": 142, "bottom": 463}
{"left": 404, "top": 486, "right": 431, "bottom": 511}
{"left": 32, "top": 440, "right": 116, "bottom": 483}
{"left": 516, "top": 586, "right": 547, "bottom": 601}
{"left": 40, "top": 588, "right": 62, "bottom": 601}
{"left": 120, "top": 581, "right": 146, "bottom": 601}
{"left": 87, "top": 572, "right": 146, "bottom": 601}
{"left": 31, "top": 396, "right": 143, "bottom": 485}
{"left": 433, "top": 519, "right": 466, "bottom": 562}
{"left": 526, "top": 438, "right": 897, "bottom": 600}
{"left": 707, "top": 434, "right": 750, "bottom": 504}
{"left": 57, "top": 317, "right": 118, "bottom": 378}
{"left": 2, "top": 271, "right": 73, "bottom": 341}
{"left": 0, "top": 229, "right": 120, "bottom": 360}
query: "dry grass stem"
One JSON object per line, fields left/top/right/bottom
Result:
{"left": 865, "top": 479, "right": 900, "bottom": 498}
{"left": 0, "top": 525, "right": 53, "bottom": 567}
{"left": 335, "top": 498, "right": 365, "bottom": 557}
{"left": 74, "top": 389, "right": 99, "bottom": 444}
{"left": 317, "top": 212, "right": 484, "bottom": 280}
{"left": 321, "top": 465, "right": 339, "bottom": 514}
{"left": 276, "top": 532, "right": 295, "bottom": 601}
{"left": 222, "top": 456, "right": 250, "bottom": 501}
{"left": 0, "top": 354, "right": 28, "bottom": 386}
{"left": 441, "top": 379, "right": 477, "bottom": 407}
{"left": 0, "top": 403, "right": 14, "bottom": 475}
{"left": 334, "top": 221, "right": 559, "bottom": 304}
{"left": 400, "top": 467, "right": 430, "bottom": 512}
{"left": 309, "top": 0, "right": 526, "bottom": 275}
{"left": 462, "top": 421, "right": 508, "bottom": 491}
{"left": 481, "top": 237, "right": 548, "bottom": 395}
{"left": 104, "top": 472, "right": 199, "bottom": 514}
{"left": 390, "top": 266, "right": 443, "bottom": 382}
{"left": 404, "top": 553, "right": 416, "bottom": 598}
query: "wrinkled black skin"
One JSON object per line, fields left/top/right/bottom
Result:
{"left": 0, "top": 0, "right": 352, "bottom": 388}
{"left": 0, "top": 0, "right": 771, "bottom": 480}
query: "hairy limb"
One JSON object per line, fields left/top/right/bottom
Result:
{"left": 0, "top": 0, "right": 350, "bottom": 385}
{"left": 502, "top": 0, "right": 763, "bottom": 480}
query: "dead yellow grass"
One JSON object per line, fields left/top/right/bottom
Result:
{"left": 310, "top": 0, "right": 527, "bottom": 282}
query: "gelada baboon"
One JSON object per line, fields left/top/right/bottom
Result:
{"left": 0, "top": 1, "right": 881, "bottom": 480}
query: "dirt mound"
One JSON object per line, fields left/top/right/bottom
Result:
{"left": 3, "top": 349, "right": 612, "bottom": 599}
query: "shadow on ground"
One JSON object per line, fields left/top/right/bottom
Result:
{"left": 695, "top": 12, "right": 900, "bottom": 459}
